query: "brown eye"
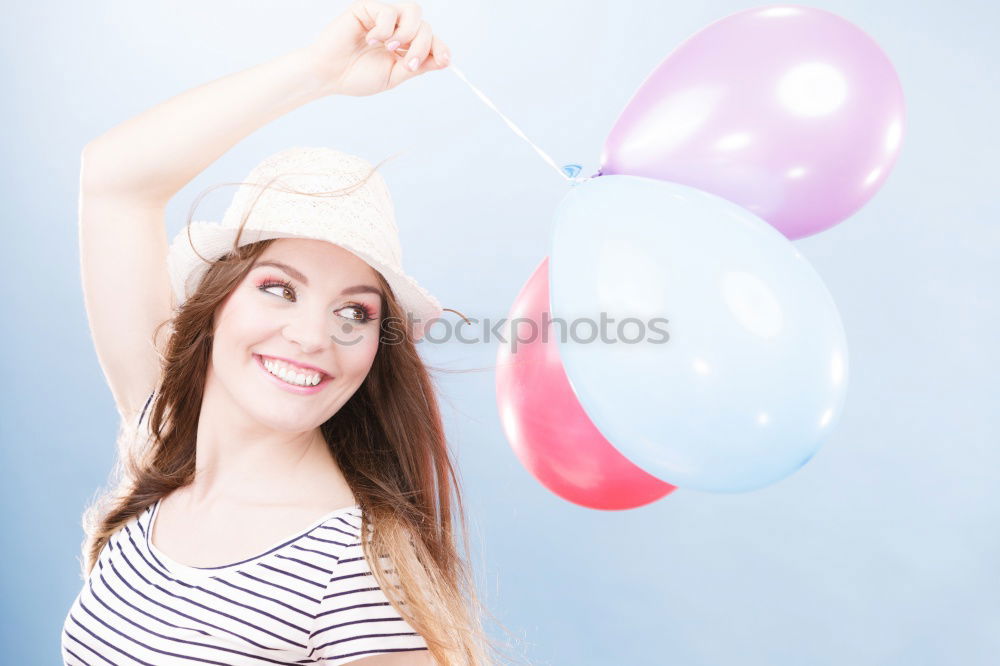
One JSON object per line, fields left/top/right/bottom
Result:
{"left": 258, "top": 279, "right": 296, "bottom": 301}
{"left": 336, "top": 304, "right": 375, "bottom": 323}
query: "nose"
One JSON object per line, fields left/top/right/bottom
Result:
{"left": 281, "top": 307, "right": 333, "bottom": 354}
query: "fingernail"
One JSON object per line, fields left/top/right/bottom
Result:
{"left": 407, "top": 57, "right": 419, "bottom": 71}
{"left": 442, "top": 52, "right": 451, "bottom": 64}
{"left": 367, "top": 37, "right": 379, "bottom": 46}
{"left": 386, "top": 40, "right": 400, "bottom": 51}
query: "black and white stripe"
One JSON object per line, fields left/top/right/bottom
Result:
{"left": 62, "top": 393, "right": 428, "bottom": 664}
{"left": 61, "top": 501, "right": 429, "bottom": 665}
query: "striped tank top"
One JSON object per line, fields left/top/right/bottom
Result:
{"left": 61, "top": 391, "right": 429, "bottom": 665}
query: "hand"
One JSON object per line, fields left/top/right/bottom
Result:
{"left": 304, "top": 0, "right": 451, "bottom": 97}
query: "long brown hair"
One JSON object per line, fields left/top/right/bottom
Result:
{"left": 78, "top": 158, "right": 525, "bottom": 665}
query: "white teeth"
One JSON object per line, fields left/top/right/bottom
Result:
{"left": 262, "top": 357, "right": 322, "bottom": 387}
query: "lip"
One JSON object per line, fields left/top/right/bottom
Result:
{"left": 256, "top": 353, "right": 331, "bottom": 376}
{"left": 254, "top": 354, "right": 333, "bottom": 395}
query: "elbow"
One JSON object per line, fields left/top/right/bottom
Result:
{"left": 80, "top": 140, "right": 111, "bottom": 193}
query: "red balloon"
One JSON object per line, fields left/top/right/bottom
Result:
{"left": 495, "top": 257, "right": 676, "bottom": 510}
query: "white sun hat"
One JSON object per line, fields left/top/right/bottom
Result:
{"left": 166, "top": 146, "right": 442, "bottom": 341}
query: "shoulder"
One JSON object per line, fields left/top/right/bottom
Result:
{"left": 310, "top": 510, "right": 430, "bottom": 661}
{"left": 294, "top": 506, "right": 364, "bottom": 571}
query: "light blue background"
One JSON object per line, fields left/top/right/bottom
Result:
{"left": 2, "top": 1, "right": 997, "bottom": 664}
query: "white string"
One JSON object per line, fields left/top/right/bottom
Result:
{"left": 447, "top": 63, "right": 589, "bottom": 184}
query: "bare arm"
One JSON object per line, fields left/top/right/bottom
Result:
{"left": 78, "top": 1, "right": 450, "bottom": 421}
{"left": 81, "top": 48, "right": 327, "bottom": 203}
{"left": 82, "top": 0, "right": 451, "bottom": 201}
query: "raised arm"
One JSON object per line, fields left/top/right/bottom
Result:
{"left": 78, "top": 1, "right": 450, "bottom": 421}
{"left": 81, "top": 48, "right": 327, "bottom": 203}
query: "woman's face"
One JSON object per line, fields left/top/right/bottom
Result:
{"left": 208, "top": 238, "right": 384, "bottom": 433}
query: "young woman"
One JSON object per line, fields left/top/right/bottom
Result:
{"left": 64, "top": 2, "right": 513, "bottom": 664}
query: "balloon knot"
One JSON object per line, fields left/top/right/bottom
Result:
{"left": 561, "top": 163, "right": 582, "bottom": 179}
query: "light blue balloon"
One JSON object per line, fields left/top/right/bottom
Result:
{"left": 549, "top": 175, "right": 849, "bottom": 493}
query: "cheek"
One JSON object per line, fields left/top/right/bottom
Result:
{"left": 341, "top": 330, "right": 380, "bottom": 376}
{"left": 217, "top": 295, "right": 276, "bottom": 340}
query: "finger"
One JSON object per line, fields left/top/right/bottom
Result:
{"left": 383, "top": 1, "right": 422, "bottom": 52}
{"left": 430, "top": 34, "right": 451, "bottom": 68}
{"left": 401, "top": 21, "right": 433, "bottom": 72}
{"left": 354, "top": 1, "right": 399, "bottom": 46}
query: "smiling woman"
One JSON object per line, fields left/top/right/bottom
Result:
{"left": 68, "top": 2, "right": 518, "bottom": 665}
{"left": 207, "top": 235, "right": 390, "bottom": 433}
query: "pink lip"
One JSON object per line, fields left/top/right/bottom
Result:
{"left": 254, "top": 354, "right": 333, "bottom": 395}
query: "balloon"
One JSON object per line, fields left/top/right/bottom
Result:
{"left": 549, "top": 175, "right": 849, "bottom": 493}
{"left": 600, "top": 5, "right": 906, "bottom": 240}
{"left": 496, "top": 257, "right": 676, "bottom": 510}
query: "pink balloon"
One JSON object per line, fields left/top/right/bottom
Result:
{"left": 600, "top": 5, "right": 906, "bottom": 240}
{"left": 495, "top": 257, "right": 675, "bottom": 510}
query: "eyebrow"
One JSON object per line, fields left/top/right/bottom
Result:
{"left": 252, "top": 260, "right": 382, "bottom": 297}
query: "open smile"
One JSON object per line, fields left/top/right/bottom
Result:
{"left": 253, "top": 354, "right": 333, "bottom": 395}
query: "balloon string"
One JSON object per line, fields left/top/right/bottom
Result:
{"left": 447, "top": 64, "right": 590, "bottom": 184}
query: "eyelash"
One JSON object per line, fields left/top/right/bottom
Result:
{"left": 254, "top": 277, "right": 377, "bottom": 323}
